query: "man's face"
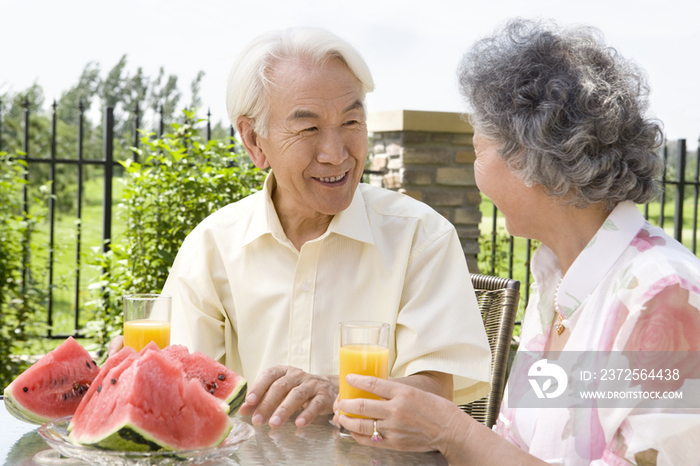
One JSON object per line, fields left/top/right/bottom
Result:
{"left": 247, "top": 57, "right": 368, "bottom": 221}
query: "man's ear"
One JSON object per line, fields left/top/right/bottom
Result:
{"left": 238, "top": 116, "right": 270, "bottom": 169}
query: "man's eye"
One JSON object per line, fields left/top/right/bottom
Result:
{"left": 302, "top": 126, "right": 318, "bottom": 132}
{"left": 343, "top": 120, "right": 359, "bottom": 126}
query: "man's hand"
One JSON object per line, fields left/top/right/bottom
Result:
{"left": 238, "top": 366, "right": 338, "bottom": 428}
{"left": 107, "top": 336, "right": 124, "bottom": 357}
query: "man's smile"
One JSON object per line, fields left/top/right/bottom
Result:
{"left": 315, "top": 171, "right": 348, "bottom": 184}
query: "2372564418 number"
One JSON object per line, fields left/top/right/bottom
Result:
{"left": 599, "top": 368, "right": 680, "bottom": 381}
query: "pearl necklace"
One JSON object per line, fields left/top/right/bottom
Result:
{"left": 554, "top": 277, "right": 569, "bottom": 336}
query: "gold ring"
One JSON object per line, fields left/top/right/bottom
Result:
{"left": 371, "top": 420, "right": 382, "bottom": 442}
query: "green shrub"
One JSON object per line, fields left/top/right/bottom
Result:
{"left": 0, "top": 154, "right": 49, "bottom": 389}
{"left": 82, "top": 112, "right": 266, "bottom": 358}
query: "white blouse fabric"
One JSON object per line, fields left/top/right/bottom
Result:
{"left": 495, "top": 201, "right": 700, "bottom": 465}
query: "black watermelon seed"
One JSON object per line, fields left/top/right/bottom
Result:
{"left": 92, "top": 360, "right": 97, "bottom": 366}
{"left": 211, "top": 383, "right": 217, "bottom": 389}
{"left": 111, "top": 378, "right": 117, "bottom": 384}
{"left": 209, "top": 389, "right": 215, "bottom": 394}
{"left": 86, "top": 361, "right": 91, "bottom": 369}
{"left": 63, "top": 393, "right": 67, "bottom": 400}
{"left": 97, "top": 385, "right": 102, "bottom": 393}
{"left": 218, "top": 374, "right": 225, "bottom": 381}
{"left": 22, "top": 387, "right": 28, "bottom": 392}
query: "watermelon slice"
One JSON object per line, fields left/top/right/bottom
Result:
{"left": 69, "top": 346, "right": 232, "bottom": 451}
{"left": 3, "top": 336, "right": 100, "bottom": 425}
{"left": 162, "top": 344, "right": 247, "bottom": 415}
{"left": 68, "top": 345, "right": 140, "bottom": 432}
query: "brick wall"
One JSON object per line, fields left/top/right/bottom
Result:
{"left": 367, "top": 110, "right": 482, "bottom": 272}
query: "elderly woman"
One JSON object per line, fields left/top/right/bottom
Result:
{"left": 335, "top": 18, "right": 700, "bottom": 466}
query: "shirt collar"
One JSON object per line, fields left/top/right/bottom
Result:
{"left": 242, "top": 172, "right": 286, "bottom": 247}
{"left": 532, "top": 201, "right": 646, "bottom": 326}
{"left": 326, "top": 185, "right": 375, "bottom": 245}
{"left": 242, "top": 171, "right": 375, "bottom": 247}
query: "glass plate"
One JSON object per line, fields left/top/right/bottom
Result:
{"left": 38, "top": 416, "right": 254, "bottom": 466}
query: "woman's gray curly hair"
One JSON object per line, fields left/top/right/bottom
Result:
{"left": 458, "top": 18, "right": 663, "bottom": 210}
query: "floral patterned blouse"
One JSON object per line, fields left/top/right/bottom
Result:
{"left": 494, "top": 201, "right": 700, "bottom": 466}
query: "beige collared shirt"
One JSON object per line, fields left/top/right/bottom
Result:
{"left": 164, "top": 173, "right": 491, "bottom": 404}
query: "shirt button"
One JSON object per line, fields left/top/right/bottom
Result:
{"left": 296, "top": 345, "right": 304, "bottom": 355}
{"left": 301, "top": 282, "right": 310, "bottom": 292}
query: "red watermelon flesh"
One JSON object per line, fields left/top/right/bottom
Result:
{"left": 162, "top": 344, "right": 247, "bottom": 415}
{"left": 68, "top": 346, "right": 232, "bottom": 451}
{"left": 3, "top": 336, "right": 100, "bottom": 425}
{"left": 68, "top": 345, "right": 139, "bottom": 432}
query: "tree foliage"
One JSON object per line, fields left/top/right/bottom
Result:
{"left": 82, "top": 113, "right": 265, "bottom": 358}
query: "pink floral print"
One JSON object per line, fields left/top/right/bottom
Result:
{"left": 497, "top": 202, "right": 700, "bottom": 465}
{"left": 630, "top": 228, "right": 666, "bottom": 252}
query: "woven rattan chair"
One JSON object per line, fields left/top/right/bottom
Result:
{"left": 459, "top": 273, "right": 520, "bottom": 428}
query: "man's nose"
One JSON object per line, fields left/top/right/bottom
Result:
{"left": 317, "top": 129, "right": 347, "bottom": 165}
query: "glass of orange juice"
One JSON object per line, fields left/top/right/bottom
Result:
{"left": 123, "top": 294, "right": 172, "bottom": 352}
{"left": 338, "top": 321, "right": 390, "bottom": 438}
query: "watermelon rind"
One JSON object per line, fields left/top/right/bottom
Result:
{"left": 71, "top": 424, "right": 165, "bottom": 452}
{"left": 226, "top": 379, "right": 247, "bottom": 415}
{"left": 71, "top": 406, "right": 234, "bottom": 452}
{"left": 3, "top": 390, "right": 51, "bottom": 425}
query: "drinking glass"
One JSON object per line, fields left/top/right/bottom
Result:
{"left": 123, "top": 294, "right": 172, "bottom": 352}
{"left": 338, "top": 321, "right": 390, "bottom": 438}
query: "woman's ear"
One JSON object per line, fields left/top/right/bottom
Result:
{"left": 238, "top": 116, "right": 270, "bottom": 169}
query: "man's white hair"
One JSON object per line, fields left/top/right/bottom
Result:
{"left": 226, "top": 27, "right": 375, "bottom": 137}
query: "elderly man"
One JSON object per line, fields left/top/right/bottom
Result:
{"left": 147, "top": 27, "right": 490, "bottom": 429}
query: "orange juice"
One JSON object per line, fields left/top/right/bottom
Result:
{"left": 123, "top": 319, "right": 171, "bottom": 352}
{"left": 339, "top": 344, "right": 389, "bottom": 418}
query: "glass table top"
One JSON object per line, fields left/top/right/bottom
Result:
{"left": 0, "top": 397, "right": 446, "bottom": 466}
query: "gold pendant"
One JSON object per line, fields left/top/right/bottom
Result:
{"left": 555, "top": 313, "right": 565, "bottom": 335}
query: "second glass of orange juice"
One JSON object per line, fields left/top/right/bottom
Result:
{"left": 338, "top": 321, "right": 390, "bottom": 438}
{"left": 123, "top": 294, "right": 172, "bottom": 352}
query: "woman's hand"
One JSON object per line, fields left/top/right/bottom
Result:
{"left": 334, "top": 374, "right": 549, "bottom": 466}
{"left": 333, "top": 374, "right": 464, "bottom": 453}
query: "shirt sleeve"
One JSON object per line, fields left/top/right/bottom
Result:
{"left": 162, "top": 227, "right": 240, "bottom": 370}
{"left": 392, "top": 226, "right": 492, "bottom": 405}
{"left": 601, "top": 256, "right": 700, "bottom": 466}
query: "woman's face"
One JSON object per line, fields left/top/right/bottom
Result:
{"left": 473, "top": 129, "right": 544, "bottom": 239}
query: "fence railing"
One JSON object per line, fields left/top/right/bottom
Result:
{"left": 3, "top": 101, "right": 700, "bottom": 339}
{"left": 3, "top": 101, "right": 233, "bottom": 339}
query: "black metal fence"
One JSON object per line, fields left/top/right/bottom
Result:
{"left": 2, "top": 101, "right": 233, "bottom": 339}
{"left": 3, "top": 101, "right": 700, "bottom": 339}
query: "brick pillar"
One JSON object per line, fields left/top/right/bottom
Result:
{"left": 367, "top": 110, "right": 481, "bottom": 272}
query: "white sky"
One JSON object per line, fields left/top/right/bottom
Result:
{"left": 2, "top": 0, "right": 699, "bottom": 148}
